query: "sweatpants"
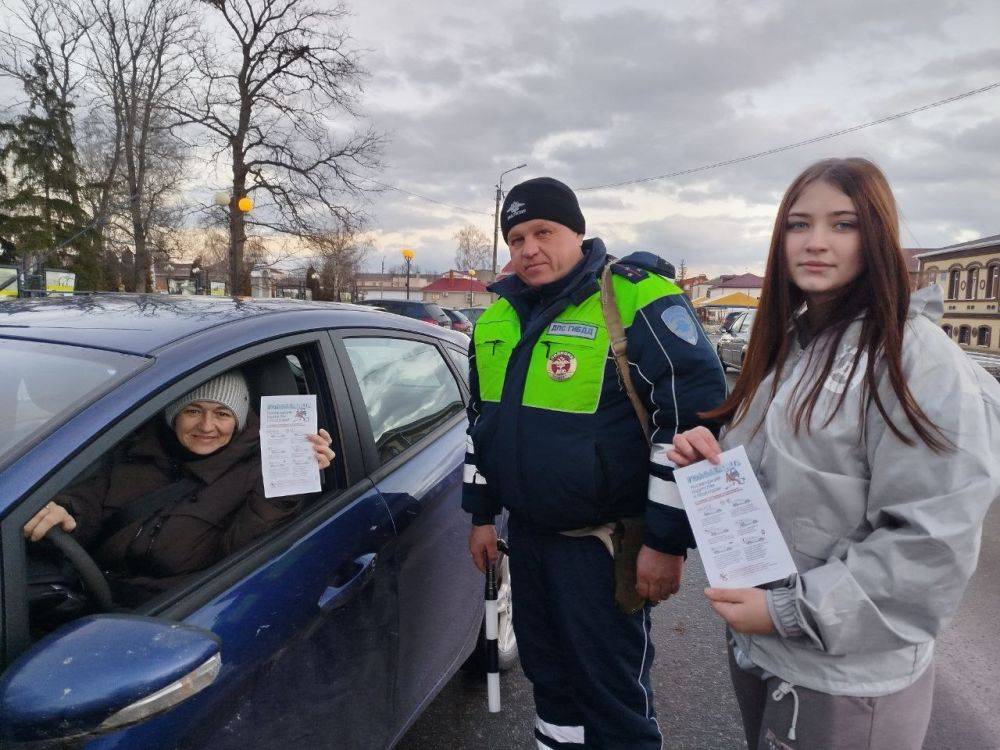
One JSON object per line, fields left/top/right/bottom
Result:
{"left": 728, "top": 646, "right": 935, "bottom": 750}
{"left": 508, "top": 515, "right": 663, "bottom": 750}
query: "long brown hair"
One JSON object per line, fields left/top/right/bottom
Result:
{"left": 703, "top": 157, "right": 948, "bottom": 450}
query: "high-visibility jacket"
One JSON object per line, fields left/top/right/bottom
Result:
{"left": 461, "top": 238, "right": 727, "bottom": 554}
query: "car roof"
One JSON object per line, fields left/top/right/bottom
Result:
{"left": 0, "top": 294, "right": 465, "bottom": 355}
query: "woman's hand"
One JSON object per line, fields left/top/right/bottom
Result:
{"left": 667, "top": 426, "right": 723, "bottom": 467}
{"left": 704, "top": 587, "right": 776, "bottom": 635}
{"left": 23, "top": 502, "right": 77, "bottom": 542}
{"left": 308, "top": 428, "right": 336, "bottom": 469}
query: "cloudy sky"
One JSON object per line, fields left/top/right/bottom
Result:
{"left": 343, "top": 0, "right": 1000, "bottom": 277}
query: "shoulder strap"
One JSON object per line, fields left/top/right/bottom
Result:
{"left": 94, "top": 478, "right": 200, "bottom": 547}
{"left": 600, "top": 262, "right": 651, "bottom": 446}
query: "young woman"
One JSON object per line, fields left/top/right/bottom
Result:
{"left": 669, "top": 158, "right": 1000, "bottom": 749}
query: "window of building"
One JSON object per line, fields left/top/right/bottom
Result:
{"left": 343, "top": 337, "right": 464, "bottom": 463}
{"left": 965, "top": 268, "right": 979, "bottom": 300}
{"left": 986, "top": 264, "right": 999, "bottom": 300}
{"left": 948, "top": 269, "right": 961, "bottom": 299}
{"left": 958, "top": 325, "right": 972, "bottom": 345}
{"left": 942, "top": 325, "right": 953, "bottom": 337}
{"left": 977, "top": 326, "right": 992, "bottom": 348}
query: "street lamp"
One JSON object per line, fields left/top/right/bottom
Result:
{"left": 402, "top": 247, "right": 415, "bottom": 300}
{"left": 492, "top": 163, "right": 527, "bottom": 276}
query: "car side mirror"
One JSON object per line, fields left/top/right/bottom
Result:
{"left": 0, "top": 615, "right": 220, "bottom": 745}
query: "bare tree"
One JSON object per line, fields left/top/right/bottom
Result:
{"left": 454, "top": 224, "right": 491, "bottom": 272}
{"left": 178, "top": 0, "right": 382, "bottom": 295}
{"left": 0, "top": 0, "right": 90, "bottom": 117}
{"left": 305, "top": 229, "right": 370, "bottom": 301}
{"left": 81, "top": 0, "right": 195, "bottom": 291}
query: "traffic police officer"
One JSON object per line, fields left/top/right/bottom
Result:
{"left": 465, "top": 177, "right": 727, "bottom": 749}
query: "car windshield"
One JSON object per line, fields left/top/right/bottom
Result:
{"left": 0, "top": 339, "right": 148, "bottom": 467}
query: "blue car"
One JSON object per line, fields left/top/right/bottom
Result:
{"left": 0, "top": 294, "right": 514, "bottom": 749}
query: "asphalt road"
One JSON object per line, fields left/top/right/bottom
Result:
{"left": 398, "top": 368, "right": 1000, "bottom": 750}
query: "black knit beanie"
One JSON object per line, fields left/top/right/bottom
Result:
{"left": 500, "top": 177, "right": 586, "bottom": 242}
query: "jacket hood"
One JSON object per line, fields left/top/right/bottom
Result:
{"left": 909, "top": 283, "right": 943, "bottom": 324}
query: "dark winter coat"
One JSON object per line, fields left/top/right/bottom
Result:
{"left": 58, "top": 411, "right": 300, "bottom": 599}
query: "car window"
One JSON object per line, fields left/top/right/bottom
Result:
{"left": 18, "top": 343, "right": 343, "bottom": 634}
{"left": 0, "top": 339, "right": 148, "bottom": 469}
{"left": 445, "top": 346, "right": 470, "bottom": 385}
{"left": 423, "top": 303, "right": 447, "bottom": 320}
{"left": 343, "top": 337, "right": 464, "bottom": 463}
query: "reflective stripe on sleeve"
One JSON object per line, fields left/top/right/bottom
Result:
{"left": 648, "top": 475, "right": 683, "bottom": 509}
{"left": 463, "top": 463, "right": 487, "bottom": 485}
{"left": 649, "top": 442, "right": 677, "bottom": 468}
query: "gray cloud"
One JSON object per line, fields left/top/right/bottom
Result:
{"left": 347, "top": 0, "right": 1000, "bottom": 270}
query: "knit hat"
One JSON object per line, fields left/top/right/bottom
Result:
{"left": 500, "top": 177, "right": 586, "bottom": 242}
{"left": 164, "top": 371, "right": 250, "bottom": 431}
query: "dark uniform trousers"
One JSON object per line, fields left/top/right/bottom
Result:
{"left": 509, "top": 514, "right": 663, "bottom": 750}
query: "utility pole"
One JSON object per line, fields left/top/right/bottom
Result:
{"left": 491, "top": 163, "right": 528, "bottom": 276}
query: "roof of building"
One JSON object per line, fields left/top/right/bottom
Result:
{"left": 914, "top": 234, "right": 1000, "bottom": 260}
{"left": 679, "top": 274, "right": 709, "bottom": 289}
{"left": 901, "top": 248, "right": 924, "bottom": 272}
{"left": 422, "top": 274, "right": 488, "bottom": 293}
{"left": 712, "top": 273, "right": 764, "bottom": 289}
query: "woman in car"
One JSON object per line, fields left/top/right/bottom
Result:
{"left": 668, "top": 158, "right": 999, "bottom": 749}
{"left": 23, "top": 370, "right": 334, "bottom": 603}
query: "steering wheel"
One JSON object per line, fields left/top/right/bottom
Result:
{"left": 44, "top": 528, "right": 116, "bottom": 612}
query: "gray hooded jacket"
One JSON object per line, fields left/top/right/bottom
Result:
{"left": 722, "top": 285, "right": 1000, "bottom": 696}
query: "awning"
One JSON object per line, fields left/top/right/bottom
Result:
{"left": 694, "top": 291, "right": 759, "bottom": 308}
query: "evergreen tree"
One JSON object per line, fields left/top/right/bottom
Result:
{"left": 0, "top": 54, "right": 101, "bottom": 289}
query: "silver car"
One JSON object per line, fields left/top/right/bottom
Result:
{"left": 717, "top": 309, "right": 756, "bottom": 371}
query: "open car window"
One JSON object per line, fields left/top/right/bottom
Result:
{"left": 19, "top": 343, "right": 343, "bottom": 639}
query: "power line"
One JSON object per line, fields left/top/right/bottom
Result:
{"left": 578, "top": 80, "right": 1000, "bottom": 192}
{"left": 365, "top": 179, "right": 491, "bottom": 216}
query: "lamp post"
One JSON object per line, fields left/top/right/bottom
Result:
{"left": 214, "top": 191, "right": 253, "bottom": 295}
{"left": 492, "top": 163, "right": 527, "bottom": 277}
{"left": 402, "top": 248, "right": 415, "bottom": 300}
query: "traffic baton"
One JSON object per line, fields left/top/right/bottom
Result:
{"left": 485, "top": 538, "right": 510, "bottom": 713}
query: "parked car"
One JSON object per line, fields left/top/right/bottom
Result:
{"left": 457, "top": 306, "right": 488, "bottom": 327}
{"left": 442, "top": 307, "right": 473, "bottom": 335}
{"left": 0, "top": 294, "right": 514, "bottom": 750}
{"left": 357, "top": 298, "right": 451, "bottom": 328}
{"left": 717, "top": 309, "right": 756, "bottom": 371}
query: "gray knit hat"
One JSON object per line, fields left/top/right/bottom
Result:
{"left": 164, "top": 371, "right": 250, "bottom": 431}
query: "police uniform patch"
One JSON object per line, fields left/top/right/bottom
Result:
{"left": 547, "top": 351, "right": 577, "bottom": 380}
{"left": 661, "top": 306, "right": 699, "bottom": 345}
{"left": 547, "top": 321, "right": 598, "bottom": 340}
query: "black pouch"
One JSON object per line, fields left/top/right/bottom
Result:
{"left": 611, "top": 517, "right": 647, "bottom": 615}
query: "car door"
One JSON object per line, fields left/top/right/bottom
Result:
{"left": 720, "top": 312, "right": 744, "bottom": 366}
{"left": 332, "top": 329, "right": 483, "bottom": 741}
{"left": 0, "top": 333, "right": 401, "bottom": 750}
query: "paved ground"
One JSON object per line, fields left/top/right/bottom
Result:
{"left": 399, "top": 367, "right": 1000, "bottom": 749}
{"left": 399, "top": 503, "right": 1000, "bottom": 750}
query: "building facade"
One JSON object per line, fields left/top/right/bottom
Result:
{"left": 421, "top": 272, "right": 491, "bottom": 308}
{"left": 916, "top": 234, "right": 1000, "bottom": 353}
{"left": 705, "top": 273, "right": 764, "bottom": 300}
